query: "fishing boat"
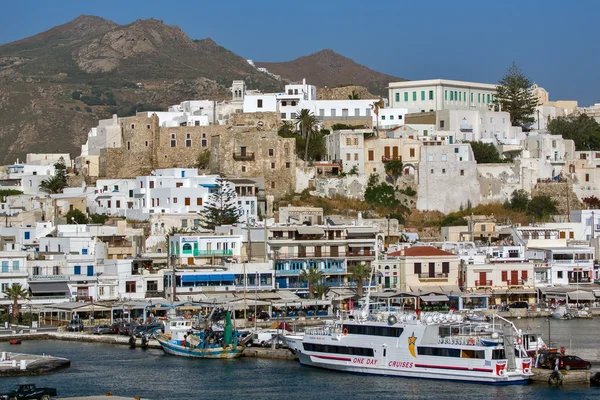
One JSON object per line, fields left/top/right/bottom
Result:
{"left": 9, "top": 339, "right": 21, "bottom": 345}
{"left": 154, "top": 310, "right": 244, "bottom": 358}
{"left": 551, "top": 306, "right": 574, "bottom": 320}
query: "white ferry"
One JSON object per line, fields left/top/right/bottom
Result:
{"left": 297, "top": 307, "right": 533, "bottom": 384}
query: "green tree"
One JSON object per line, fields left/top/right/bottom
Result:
{"left": 0, "top": 189, "right": 22, "bottom": 202}
{"left": 364, "top": 174, "right": 399, "bottom": 208}
{"left": 439, "top": 214, "right": 468, "bottom": 227}
{"left": 548, "top": 114, "right": 600, "bottom": 151}
{"left": 507, "top": 189, "right": 530, "bottom": 212}
{"left": 384, "top": 160, "right": 404, "bottom": 187}
{"left": 469, "top": 141, "right": 507, "bottom": 163}
{"left": 348, "top": 90, "right": 360, "bottom": 100}
{"left": 527, "top": 195, "right": 558, "bottom": 221}
{"left": 495, "top": 63, "right": 539, "bottom": 128}
{"left": 295, "top": 109, "right": 318, "bottom": 162}
{"left": 66, "top": 209, "right": 89, "bottom": 224}
{"left": 89, "top": 213, "right": 109, "bottom": 224}
{"left": 200, "top": 176, "right": 241, "bottom": 231}
{"left": 196, "top": 149, "right": 211, "bottom": 169}
{"left": 349, "top": 263, "right": 372, "bottom": 296}
{"left": 370, "top": 99, "right": 385, "bottom": 132}
{"left": 314, "top": 283, "right": 329, "bottom": 300}
{"left": 299, "top": 267, "right": 324, "bottom": 300}
{"left": 2, "top": 284, "right": 28, "bottom": 320}
{"left": 39, "top": 158, "right": 68, "bottom": 194}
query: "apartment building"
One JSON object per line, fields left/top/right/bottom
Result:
{"left": 388, "top": 79, "right": 497, "bottom": 112}
{"left": 527, "top": 246, "right": 594, "bottom": 286}
{"left": 267, "top": 225, "right": 377, "bottom": 290}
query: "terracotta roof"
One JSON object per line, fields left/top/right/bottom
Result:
{"left": 388, "top": 246, "right": 455, "bottom": 257}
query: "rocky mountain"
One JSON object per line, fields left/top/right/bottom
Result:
{"left": 0, "top": 16, "right": 281, "bottom": 165}
{"left": 256, "top": 49, "right": 404, "bottom": 97}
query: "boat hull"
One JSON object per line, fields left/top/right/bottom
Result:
{"left": 297, "top": 352, "right": 530, "bottom": 385}
{"left": 156, "top": 335, "right": 243, "bottom": 359}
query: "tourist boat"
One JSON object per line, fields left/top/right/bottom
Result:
{"left": 154, "top": 310, "right": 244, "bottom": 359}
{"left": 297, "top": 302, "right": 533, "bottom": 384}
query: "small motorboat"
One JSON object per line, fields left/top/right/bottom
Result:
{"left": 9, "top": 339, "right": 22, "bottom": 345}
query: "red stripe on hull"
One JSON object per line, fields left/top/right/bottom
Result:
{"left": 415, "top": 364, "right": 493, "bottom": 373}
{"left": 312, "top": 354, "right": 352, "bottom": 362}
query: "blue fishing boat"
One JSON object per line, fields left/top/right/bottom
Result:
{"left": 154, "top": 310, "right": 244, "bottom": 358}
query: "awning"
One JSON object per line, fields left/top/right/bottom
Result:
{"left": 296, "top": 226, "right": 325, "bottom": 235}
{"left": 567, "top": 291, "right": 595, "bottom": 301}
{"left": 28, "top": 281, "right": 70, "bottom": 295}
{"left": 346, "top": 227, "right": 377, "bottom": 235}
{"left": 420, "top": 295, "right": 450, "bottom": 302}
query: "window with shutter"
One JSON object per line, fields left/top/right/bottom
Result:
{"left": 522, "top": 270, "right": 528, "bottom": 280}
{"left": 501, "top": 271, "right": 508, "bottom": 281}
{"left": 442, "top": 262, "right": 450, "bottom": 274}
{"left": 414, "top": 263, "right": 422, "bottom": 274}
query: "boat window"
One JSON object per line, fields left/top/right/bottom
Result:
{"left": 417, "top": 347, "right": 461, "bottom": 357}
{"left": 492, "top": 349, "right": 505, "bottom": 360}
{"left": 461, "top": 349, "right": 486, "bottom": 359}
{"left": 342, "top": 324, "right": 404, "bottom": 337}
{"left": 303, "top": 342, "right": 374, "bottom": 357}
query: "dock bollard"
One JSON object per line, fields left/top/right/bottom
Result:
{"left": 20, "top": 360, "right": 26, "bottom": 370}
{"left": 1, "top": 352, "right": 6, "bottom": 361}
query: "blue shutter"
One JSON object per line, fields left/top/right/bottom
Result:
{"left": 12, "top": 261, "right": 19, "bottom": 271}
{"left": 87, "top": 266, "right": 94, "bottom": 276}
{"left": 1, "top": 261, "right": 8, "bottom": 273}
{"left": 82, "top": 249, "right": 88, "bottom": 255}
{"left": 74, "top": 265, "right": 81, "bottom": 275}
{"left": 24, "top": 232, "right": 30, "bottom": 240}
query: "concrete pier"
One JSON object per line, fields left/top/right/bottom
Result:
{"left": 242, "top": 346, "right": 296, "bottom": 360}
{"left": 0, "top": 351, "right": 70, "bottom": 376}
{"left": 530, "top": 368, "right": 593, "bottom": 384}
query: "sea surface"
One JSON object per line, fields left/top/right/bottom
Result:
{"left": 1, "top": 318, "right": 599, "bottom": 400}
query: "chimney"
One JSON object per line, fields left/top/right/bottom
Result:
{"left": 357, "top": 212, "right": 363, "bottom": 226}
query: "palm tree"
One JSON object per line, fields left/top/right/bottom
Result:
{"left": 295, "top": 109, "right": 318, "bottom": 162}
{"left": 350, "top": 264, "right": 372, "bottom": 297}
{"left": 39, "top": 175, "right": 67, "bottom": 194}
{"left": 314, "top": 283, "right": 329, "bottom": 300}
{"left": 3, "top": 284, "right": 28, "bottom": 321}
{"left": 299, "top": 266, "right": 323, "bottom": 299}
{"left": 370, "top": 99, "right": 385, "bottom": 133}
{"left": 384, "top": 159, "right": 404, "bottom": 188}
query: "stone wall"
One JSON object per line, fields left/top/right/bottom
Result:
{"left": 209, "top": 130, "right": 297, "bottom": 199}
{"left": 532, "top": 182, "right": 582, "bottom": 214}
{"left": 313, "top": 174, "right": 370, "bottom": 200}
{"left": 321, "top": 119, "right": 372, "bottom": 131}
{"left": 230, "top": 112, "right": 280, "bottom": 131}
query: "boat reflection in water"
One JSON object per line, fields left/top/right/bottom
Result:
{"left": 154, "top": 309, "right": 244, "bottom": 358}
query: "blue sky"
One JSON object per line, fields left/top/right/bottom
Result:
{"left": 1, "top": 0, "right": 598, "bottom": 105}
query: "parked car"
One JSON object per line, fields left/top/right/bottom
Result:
{"left": 67, "top": 319, "right": 84, "bottom": 332}
{"left": 108, "top": 323, "right": 120, "bottom": 334}
{"left": 118, "top": 322, "right": 131, "bottom": 335}
{"left": 92, "top": 325, "right": 112, "bottom": 335}
{"left": 507, "top": 301, "right": 529, "bottom": 310}
{"left": 549, "top": 354, "right": 592, "bottom": 370}
{"left": 134, "top": 323, "right": 162, "bottom": 338}
{"left": 0, "top": 383, "right": 57, "bottom": 400}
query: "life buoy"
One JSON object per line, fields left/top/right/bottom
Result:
{"left": 516, "top": 337, "right": 523, "bottom": 345}
{"left": 453, "top": 328, "right": 459, "bottom": 335}
{"left": 342, "top": 328, "right": 348, "bottom": 336}
{"left": 499, "top": 369, "right": 506, "bottom": 376}
{"left": 524, "top": 367, "right": 531, "bottom": 374}
{"left": 468, "top": 338, "right": 475, "bottom": 345}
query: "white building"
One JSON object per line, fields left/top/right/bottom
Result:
{"left": 89, "top": 179, "right": 137, "bottom": 217}
{"left": 0, "top": 163, "right": 56, "bottom": 196}
{"left": 169, "top": 234, "right": 243, "bottom": 266}
{"left": 326, "top": 129, "right": 367, "bottom": 174}
{"left": 527, "top": 246, "right": 594, "bottom": 287}
{"left": 129, "top": 169, "right": 257, "bottom": 224}
{"left": 388, "top": 79, "right": 498, "bottom": 112}
{"left": 80, "top": 114, "right": 122, "bottom": 157}
{"left": 417, "top": 143, "right": 480, "bottom": 213}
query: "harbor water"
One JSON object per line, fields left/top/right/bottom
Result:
{"left": 0, "top": 319, "right": 599, "bottom": 399}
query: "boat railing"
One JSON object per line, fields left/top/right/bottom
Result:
{"left": 438, "top": 335, "right": 484, "bottom": 346}
{"left": 304, "top": 326, "right": 342, "bottom": 336}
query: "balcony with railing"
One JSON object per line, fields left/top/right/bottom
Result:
{"left": 419, "top": 272, "right": 449, "bottom": 281}
{"left": 569, "top": 277, "right": 592, "bottom": 284}
{"left": 145, "top": 290, "right": 165, "bottom": 298}
{"left": 507, "top": 280, "right": 524, "bottom": 286}
{"left": 382, "top": 155, "right": 402, "bottom": 163}
{"left": 181, "top": 249, "right": 234, "bottom": 257}
{"left": 233, "top": 152, "right": 255, "bottom": 161}
{"left": 475, "top": 280, "right": 492, "bottom": 287}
